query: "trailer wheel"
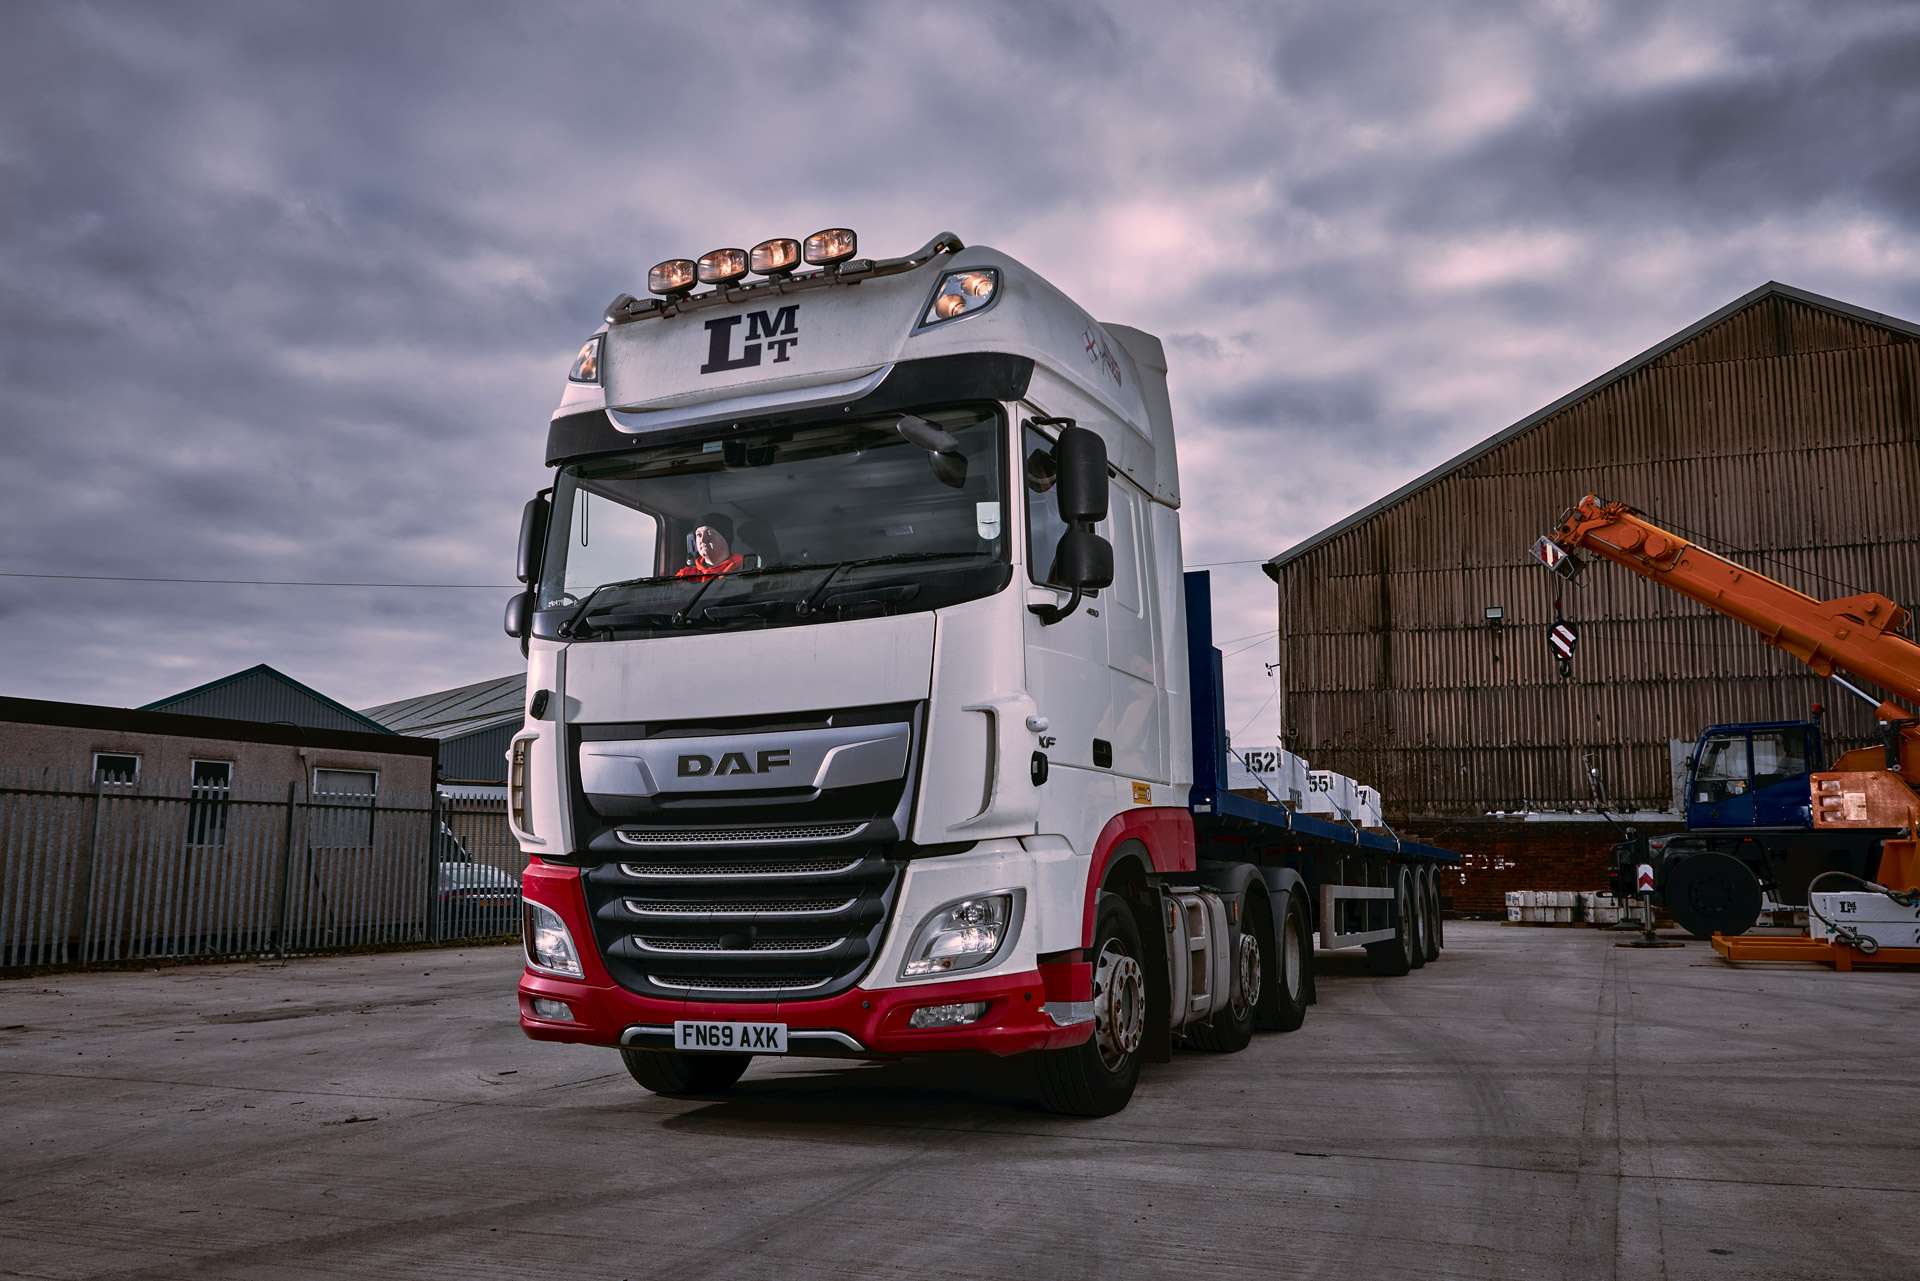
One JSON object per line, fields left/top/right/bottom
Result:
{"left": 1420, "top": 868, "right": 1442, "bottom": 963}
{"left": 1407, "top": 869, "right": 1429, "bottom": 970}
{"left": 1258, "top": 890, "right": 1310, "bottom": 1032}
{"left": 1365, "top": 869, "right": 1415, "bottom": 977}
{"left": 1035, "top": 892, "right": 1145, "bottom": 1116}
{"left": 1190, "top": 895, "right": 1263, "bottom": 1053}
{"left": 619, "top": 1048, "right": 751, "bottom": 1096}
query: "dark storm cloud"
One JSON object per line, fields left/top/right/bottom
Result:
{"left": 2, "top": 0, "right": 1917, "bottom": 736}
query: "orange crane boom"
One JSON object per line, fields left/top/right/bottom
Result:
{"left": 1541, "top": 495, "right": 1920, "bottom": 894}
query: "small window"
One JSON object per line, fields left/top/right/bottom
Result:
{"left": 187, "top": 760, "right": 232, "bottom": 846}
{"left": 93, "top": 753, "right": 140, "bottom": 785}
{"left": 1750, "top": 728, "right": 1810, "bottom": 790}
{"left": 1693, "top": 735, "right": 1751, "bottom": 804}
{"left": 312, "top": 769, "right": 378, "bottom": 846}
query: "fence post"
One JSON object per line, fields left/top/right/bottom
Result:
{"left": 273, "top": 779, "right": 296, "bottom": 953}
{"left": 426, "top": 789, "right": 442, "bottom": 944}
{"left": 75, "top": 777, "right": 104, "bottom": 964}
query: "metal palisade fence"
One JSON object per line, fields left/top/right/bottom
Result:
{"left": 0, "top": 768, "right": 527, "bottom": 969}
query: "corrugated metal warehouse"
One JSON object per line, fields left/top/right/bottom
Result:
{"left": 1264, "top": 282, "right": 1920, "bottom": 910}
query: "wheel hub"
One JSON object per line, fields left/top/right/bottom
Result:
{"left": 1091, "top": 939, "right": 1144, "bottom": 1070}
{"left": 1231, "top": 932, "right": 1261, "bottom": 1018}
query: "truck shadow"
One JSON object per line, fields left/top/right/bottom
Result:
{"left": 656, "top": 1054, "right": 1052, "bottom": 1131}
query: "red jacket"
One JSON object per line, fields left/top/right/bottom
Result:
{"left": 676, "top": 554, "right": 743, "bottom": 581}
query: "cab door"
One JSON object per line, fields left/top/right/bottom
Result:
{"left": 1688, "top": 732, "right": 1754, "bottom": 828}
{"left": 1105, "top": 479, "right": 1165, "bottom": 782}
{"left": 1021, "top": 419, "right": 1109, "bottom": 774}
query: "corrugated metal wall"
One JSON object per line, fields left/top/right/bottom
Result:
{"left": 1275, "top": 293, "right": 1920, "bottom": 817}
{"left": 148, "top": 670, "right": 381, "bottom": 735}
{"left": 440, "top": 723, "right": 515, "bottom": 782}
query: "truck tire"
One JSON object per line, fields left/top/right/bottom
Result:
{"left": 1257, "top": 890, "right": 1310, "bottom": 1033}
{"left": 619, "top": 1048, "right": 751, "bottom": 1096}
{"left": 1035, "top": 892, "right": 1145, "bottom": 1116}
{"left": 1364, "top": 869, "right": 1415, "bottom": 977}
{"left": 1420, "top": 867, "right": 1442, "bottom": 963}
{"left": 1407, "top": 869, "right": 1429, "bottom": 970}
{"left": 1189, "top": 893, "right": 1263, "bottom": 1053}
{"left": 1664, "top": 851, "right": 1763, "bottom": 939}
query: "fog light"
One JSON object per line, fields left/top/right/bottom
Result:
{"left": 697, "top": 247, "right": 749, "bottom": 286}
{"left": 530, "top": 997, "right": 573, "bottom": 1021}
{"left": 648, "top": 258, "right": 697, "bottom": 296}
{"left": 908, "top": 1001, "right": 989, "bottom": 1029}
{"left": 901, "top": 891, "right": 1019, "bottom": 978}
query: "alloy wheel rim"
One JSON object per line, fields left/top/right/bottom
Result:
{"left": 1092, "top": 938, "right": 1144, "bottom": 1070}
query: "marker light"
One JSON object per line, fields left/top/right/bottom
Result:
{"left": 648, "top": 259, "right": 697, "bottom": 296}
{"left": 901, "top": 892, "right": 1017, "bottom": 978}
{"left": 922, "top": 269, "right": 999, "bottom": 326}
{"left": 803, "top": 227, "right": 857, "bottom": 266}
{"left": 696, "top": 248, "right": 749, "bottom": 286}
{"left": 750, "top": 237, "right": 801, "bottom": 276}
{"left": 567, "top": 335, "right": 602, "bottom": 383}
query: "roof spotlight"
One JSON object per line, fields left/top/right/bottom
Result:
{"left": 750, "top": 237, "right": 801, "bottom": 277}
{"left": 803, "top": 228, "right": 857, "bottom": 267}
{"left": 647, "top": 259, "right": 697, "bottom": 297}
{"left": 696, "top": 248, "right": 749, "bottom": 287}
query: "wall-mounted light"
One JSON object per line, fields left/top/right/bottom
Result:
{"left": 1485, "top": 605, "right": 1505, "bottom": 664}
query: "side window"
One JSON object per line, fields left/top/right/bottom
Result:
{"left": 312, "top": 768, "right": 378, "bottom": 847}
{"left": 187, "top": 760, "right": 232, "bottom": 846}
{"left": 550, "top": 487, "right": 662, "bottom": 605}
{"left": 1024, "top": 421, "right": 1068, "bottom": 586}
{"left": 1693, "top": 735, "right": 1751, "bottom": 803}
{"left": 1109, "top": 481, "right": 1142, "bottom": 615}
{"left": 1750, "top": 729, "right": 1809, "bottom": 789}
{"left": 93, "top": 753, "right": 140, "bottom": 785}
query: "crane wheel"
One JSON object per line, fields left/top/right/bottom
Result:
{"left": 1664, "top": 851, "right": 1762, "bottom": 940}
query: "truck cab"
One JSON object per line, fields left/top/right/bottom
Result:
{"left": 1686, "top": 720, "right": 1820, "bottom": 830}
{"left": 504, "top": 230, "right": 1453, "bottom": 1114}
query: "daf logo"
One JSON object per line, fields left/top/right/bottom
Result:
{"left": 699, "top": 305, "right": 799, "bottom": 374}
{"left": 678, "top": 749, "right": 792, "bottom": 777}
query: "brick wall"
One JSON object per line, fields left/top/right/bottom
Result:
{"left": 1401, "top": 818, "right": 1686, "bottom": 916}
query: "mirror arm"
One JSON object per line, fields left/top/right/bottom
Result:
{"left": 1029, "top": 584, "right": 1084, "bottom": 626}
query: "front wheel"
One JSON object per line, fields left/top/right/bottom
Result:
{"left": 620, "top": 1048, "right": 751, "bottom": 1096}
{"left": 1664, "top": 852, "right": 1762, "bottom": 939}
{"left": 1035, "top": 892, "right": 1146, "bottom": 1116}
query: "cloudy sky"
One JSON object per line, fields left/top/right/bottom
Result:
{"left": 4, "top": 0, "right": 1918, "bottom": 742}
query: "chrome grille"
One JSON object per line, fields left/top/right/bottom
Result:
{"left": 583, "top": 849, "right": 902, "bottom": 1002}
{"left": 614, "top": 822, "right": 865, "bottom": 846}
{"left": 619, "top": 857, "right": 861, "bottom": 878}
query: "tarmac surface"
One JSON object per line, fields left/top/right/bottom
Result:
{"left": 3, "top": 921, "right": 1915, "bottom": 1280}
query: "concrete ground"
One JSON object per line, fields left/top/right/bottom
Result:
{"left": 2, "top": 923, "right": 1914, "bottom": 1281}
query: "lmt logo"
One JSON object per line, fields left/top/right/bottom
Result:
{"left": 699, "top": 306, "right": 799, "bottom": 374}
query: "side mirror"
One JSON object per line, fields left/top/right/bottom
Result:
{"left": 504, "top": 591, "right": 533, "bottom": 656}
{"left": 1055, "top": 528, "right": 1113, "bottom": 590}
{"left": 1053, "top": 426, "right": 1108, "bottom": 523}
{"left": 516, "top": 495, "right": 550, "bottom": 585}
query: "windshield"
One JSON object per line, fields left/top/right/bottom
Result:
{"left": 535, "top": 404, "right": 1009, "bottom": 640}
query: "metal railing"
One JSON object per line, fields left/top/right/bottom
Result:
{"left": 0, "top": 769, "right": 527, "bottom": 969}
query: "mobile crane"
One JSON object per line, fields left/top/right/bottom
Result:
{"left": 1536, "top": 496, "right": 1920, "bottom": 964}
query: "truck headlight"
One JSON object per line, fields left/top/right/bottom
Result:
{"left": 524, "top": 900, "right": 583, "bottom": 977}
{"left": 901, "top": 891, "right": 1020, "bottom": 978}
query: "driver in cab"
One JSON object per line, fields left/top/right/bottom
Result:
{"left": 677, "top": 513, "right": 744, "bottom": 580}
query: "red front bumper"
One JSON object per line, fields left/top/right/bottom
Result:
{"left": 518, "top": 863, "right": 1091, "bottom": 1057}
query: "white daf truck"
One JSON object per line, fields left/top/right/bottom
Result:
{"left": 506, "top": 230, "right": 1455, "bottom": 1115}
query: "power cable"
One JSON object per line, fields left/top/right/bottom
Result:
{"left": 0, "top": 572, "right": 516, "bottom": 589}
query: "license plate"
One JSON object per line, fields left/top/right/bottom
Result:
{"left": 673, "top": 1020, "right": 787, "bottom": 1053}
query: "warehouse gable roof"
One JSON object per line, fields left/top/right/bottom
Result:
{"left": 361, "top": 673, "right": 526, "bottom": 740}
{"left": 1263, "top": 281, "right": 1920, "bottom": 579}
{"left": 141, "top": 663, "right": 394, "bottom": 734}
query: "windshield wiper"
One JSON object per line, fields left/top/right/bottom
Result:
{"left": 794, "top": 552, "right": 984, "bottom": 617}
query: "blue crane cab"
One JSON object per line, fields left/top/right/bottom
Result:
{"left": 1686, "top": 720, "right": 1818, "bottom": 830}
